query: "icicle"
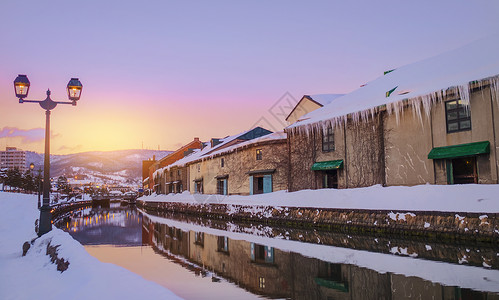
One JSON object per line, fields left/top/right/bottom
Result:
{"left": 458, "top": 84, "right": 471, "bottom": 108}
{"left": 491, "top": 76, "right": 499, "bottom": 108}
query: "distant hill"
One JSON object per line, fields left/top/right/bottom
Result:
{"left": 26, "top": 149, "right": 172, "bottom": 185}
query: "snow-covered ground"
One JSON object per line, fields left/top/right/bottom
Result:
{"left": 0, "top": 192, "right": 182, "bottom": 300}
{"left": 140, "top": 184, "right": 499, "bottom": 213}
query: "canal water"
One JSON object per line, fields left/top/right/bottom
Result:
{"left": 56, "top": 203, "right": 499, "bottom": 300}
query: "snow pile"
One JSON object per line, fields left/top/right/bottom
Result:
{"left": 288, "top": 34, "right": 499, "bottom": 134}
{"left": 0, "top": 192, "right": 181, "bottom": 300}
{"left": 140, "top": 184, "right": 499, "bottom": 213}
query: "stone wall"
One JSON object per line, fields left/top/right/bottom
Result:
{"left": 189, "top": 140, "right": 288, "bottom": 195}
{"left": 138, "top": 200, "right": 499, "bottom": 242}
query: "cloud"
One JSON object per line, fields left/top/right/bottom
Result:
{"left": 0, "top": 127, "right": 59, "bottom": 143}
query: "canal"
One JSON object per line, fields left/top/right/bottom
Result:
{"left": 55, "top": 203, "right": 499, "bottom": 300}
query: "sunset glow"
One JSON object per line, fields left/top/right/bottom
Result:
{"left": 1, "top": 1, "right": 499, "bottom": 154}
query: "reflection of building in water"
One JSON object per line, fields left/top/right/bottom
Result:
{"left": 59, "top": 207, "right": 142, "bottom": 246}
{"left": 143, "top": 216, "right": 493, "bottom": 300}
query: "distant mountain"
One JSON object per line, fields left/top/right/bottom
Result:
{"left": 26, "top": 149, "right": 172, "bottom": 186}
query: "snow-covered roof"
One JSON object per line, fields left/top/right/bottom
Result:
{"left": 153, "top": 127, "right": 273, "bottom": 177}
{"left": 206, "top": 131, "right": 286, "bottom": 158}
{"left": 288, "top": 34, "right": 499, "bottom": 132}
{"left": 307, "top": 94, "right": 344, "bottom": 106}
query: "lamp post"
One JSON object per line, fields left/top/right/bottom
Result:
{"left": 37, "top": 167, "right": 43, "bottom": 209}
{"left": 29, "top": 163, "right": 35, "bottom": 194}
{"left": 14, "top": 74, "right": 83, "bottom": 236}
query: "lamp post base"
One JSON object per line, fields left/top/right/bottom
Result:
{"left": 38, "top": 205, "right": 52, "bottom": 236}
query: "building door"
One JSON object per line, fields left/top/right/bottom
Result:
{"left": 217, "top": 179, "right": 227, "bottom": 195}
{"left": 449, "top": 157, "right": 477, "bottom": 184}
{"left": 323, "top": 170, "right": 338, "bottom": 189}
{"left": 255, "top": 176, "right": 264, "bottom": 194}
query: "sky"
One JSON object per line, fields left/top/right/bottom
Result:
{"left": 1, "top": 1, "right": 499, "bottom": 155}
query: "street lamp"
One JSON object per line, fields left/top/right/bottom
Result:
{"left": 14, "top": 74, "right": 83, "bottom": 236}
{"left": 29, "top": 163, "right": 34, "bottom": 194}
{"left": 36, "top": 167, "right": 42, "bottom": 209}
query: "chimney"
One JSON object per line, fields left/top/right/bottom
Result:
{"left": 153, "top": 155, "right": 156, "bottom": 161}
{"left": 211, "top": 138, "right": 222, "bottom": 148}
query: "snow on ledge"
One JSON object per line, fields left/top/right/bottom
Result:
{"left": 139, "top": 184, "right": 499, "bottom": 213}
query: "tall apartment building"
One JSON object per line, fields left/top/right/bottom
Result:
{"left": 0, "top": 147, "right": 27, "bottom": 172}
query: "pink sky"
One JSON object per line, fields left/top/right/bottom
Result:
{"left": 1, "top": 1, "right": 499, "bottom": 154}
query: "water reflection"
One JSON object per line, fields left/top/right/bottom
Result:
{"left": 58, "top": 206, "right": 499, "bottom": 299}
{"left": 58, "top": 203, "right": 142, "bottom": 246}
{"left": 143, "top": 214, "right": 499, "bottom": 299}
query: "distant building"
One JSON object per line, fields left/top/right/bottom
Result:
{"left": 142, "top": 155, "right": 156, "bottom": 183}
{"left": 0, "top": 147, "right": 27, "bottom": 172}
{"left": 149, "top": 138, "right": 204, "bottom": 193}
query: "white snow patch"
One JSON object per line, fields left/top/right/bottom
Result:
{"left": 0, "top": 193, "right": 181, "bottom": 300}
{"left": 141, "top": 184, "right": 499, "bottom": 213}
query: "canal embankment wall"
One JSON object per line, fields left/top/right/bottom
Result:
{"left": 137, "top": 191, "right": 499, "bottom": 243}
{"left": 137, "top": 185, "right": 499, "bottom": 243}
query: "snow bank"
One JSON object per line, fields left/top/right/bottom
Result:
{"left": 0, "top": 192, "right": 182, "bottom": 300}
{"left": 139, "top": 184, "right": 499, "bottom": 213}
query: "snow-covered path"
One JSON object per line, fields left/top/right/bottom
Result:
{"left": 140, "top": 184, "right": 499, "bottom": 213}
{"left": 0, "top": 192, "right": 182, "bottom": 300}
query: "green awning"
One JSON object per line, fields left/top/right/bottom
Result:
{"left": 311, "top": 160, "right": 344, "bottom": 171}
{"left": 314, "top": 278, "right": 349, "bottom": 292}
{"left": 428, "top": 141, "right": 490, "bottom": 160}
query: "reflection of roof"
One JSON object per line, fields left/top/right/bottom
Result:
{"left": 288, "top": 34, "right": 499, "bottom": 131}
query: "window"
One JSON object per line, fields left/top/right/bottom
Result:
{"left": 197, "top": 164, "right": 200, "bottom": 172}
{"left": 221, "top": 158, "right": 225, "bottom": 168}
{"left": 194, "top": 180, "right": 203, "bottom": 194}
{"left": 177, "top": 169, "right": 181, "bottom": 176}
{"left": 445, "top": 99, "right": 471, "bottom": 133}
{"left": 322, "top": 127, "right": 335, "bottom": 152}
{"left": 251, "top": 243, "right": 274, "bottom": 264}
{"left": 256, "top": 149, "right": 262, "bottom": 160}
{"left": 259, "top": 277, "right": 265, "bottom": 289}
{"left": 217, "top": 236, "right": 229, "bottom": 253}
{"left": 194, "top": 232, "right": 204, "bottom": 246}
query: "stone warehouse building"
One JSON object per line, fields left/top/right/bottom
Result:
{"left": 154, "top": 127, "right": 280, "bottom": 195}
{"left": 286, "top": 35, "right": 499, "bottom": 191}
{"left": 188, "top": 131, "right": 287, "bottom": 195}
